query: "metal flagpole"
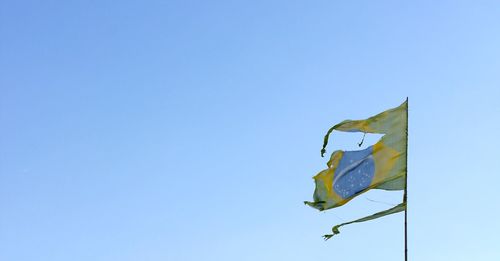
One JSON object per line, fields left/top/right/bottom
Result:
{"left": 404, "top": 187, "right": 408, "bottom": 261}
{"left": 404, "top": 97, "right": 409, "bottom": 261}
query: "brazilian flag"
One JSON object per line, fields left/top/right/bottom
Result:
{"left": 305, "top": 100, "right": 408, "bottom": 239}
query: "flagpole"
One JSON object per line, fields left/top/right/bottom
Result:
{"left": 404, "top": 97, "right": 408, "bottom": 261}
{"left": 404, "top": 190, "right": 408, "bottom": 261}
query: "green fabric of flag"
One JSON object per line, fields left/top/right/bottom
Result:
{"left": 322, "top": 202, "right": 406, "bottom": 240}
{"left": 305, "top": 99, "right": 408, "bottom": 239}
{"left": 305, "top": 100, "right": 407, "bottom": 211}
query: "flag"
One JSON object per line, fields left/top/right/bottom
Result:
{"left": 305, "top": 99, "right": 408, "bottom": 239}
{"left": 322, "top": 202, "right": 406, "bottom": 240}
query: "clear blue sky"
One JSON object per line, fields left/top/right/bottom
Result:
{"left": 1, "top": 1, "right": 499, "bottom": 260}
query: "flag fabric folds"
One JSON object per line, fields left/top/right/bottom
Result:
{"left": 305, "top": 100, "right": 408, "bottom": 239}
{"left": 305, "top": 100, "right": 407, "bottom": 211}
{"left": 322, "top": 201, "right": 407, "bottom": 240}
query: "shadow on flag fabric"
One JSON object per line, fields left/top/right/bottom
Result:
{"left": 304, "top": 100, "right": 408, "bottom": 239}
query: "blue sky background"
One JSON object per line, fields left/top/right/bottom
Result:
{"left": 1, "top": 1, "right": 500, "bottom": 260}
